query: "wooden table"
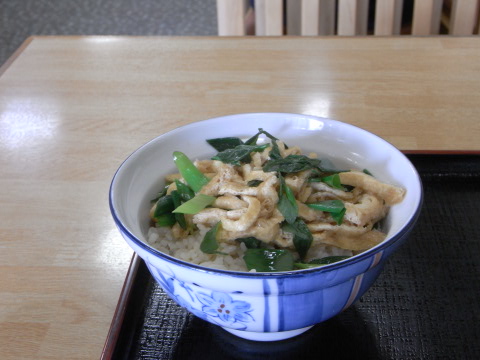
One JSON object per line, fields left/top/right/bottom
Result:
{"left": 1, "top": 36, "right": 479, "bottom": 359}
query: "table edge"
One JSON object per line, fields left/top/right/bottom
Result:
{"left": 0, "top": 37, "right": 34, "bottom": 77}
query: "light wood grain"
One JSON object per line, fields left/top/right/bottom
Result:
{"left": 450, "top": 0, "right": 480, "bottom": 35}
{"left": 374, "top": 0, "right": 404, "bottom": 35}
{"left": 338, "top": 0, "right": 369, "bottom": 35}
{"left": 217, "top": 0, "right": 247, "bottom": 36}
{"left": 255, "top": 0, "right": 283, "bottom": 35}
{"left": 1, "top": 35, "right": 480, "bottom": 359}
{"left": 412, "top": 0, "right": 443, "bottom": 35}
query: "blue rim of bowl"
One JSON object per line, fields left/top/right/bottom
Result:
{"left": 109, "top": 113, "right": 424, "bottom": 279}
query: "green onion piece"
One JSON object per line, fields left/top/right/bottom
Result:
{"left": 154, "top": 213, "right": 176, "bottom": 227}
{"left": 173, "top": 151, "right": 210, "bottom": 192}
{"left": 320, "top": 174, "right": 345, "bottom": 190}
{"left": 174, "top": 179, "right": 195, "bottom": 202}
{"left": 200, "top": 222, "right": 222, "bottom": 254}
{"left": 330, "top": 208, "right": 346, "bottom": 225}
{"left": 307, "top": 200, "right": 346, "bottom": 225}
{"left": 171, "top": 190, "right": 187, "bottom": 230}
{"left": 307, "top": 199, "right": 344, "bottom": 212}
{"left": 151, "top": 185, "right": 170, "bottom": 203}
{"left": 173, "top": 194, "right": 216, "bottom": 214}
{"left": 243, "top": 249, "right": 295, "bottom": 272}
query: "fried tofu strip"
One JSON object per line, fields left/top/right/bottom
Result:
{"left": 309, "top": 181, "right": 355, "bottom": 201}
{"left": 219, "top": 209, "right": 284, "bottom": 244}
{"left": 193, "top": 208, "right": 245, "bottom": 227}
{"left": 213, "top": 195, "right": 248, "bottom": 210}
{"left": 344, "top": 194, "right": 387, "bottom": 227}
{"left": 199, "top": 163, "right": 244, "bottom": 196}
{"left": 285, "top": 170, "right": 311, "bottom": 194}
{"left": 312, "top": 229, "right": 386, "bottom": 251}
{"left": 297, "top": 201, "right": 328, "bottom": 222}
{"left": 221, "top": 196, "right": 261, "bottom": 232}
{"left": 339, "top": 171, "right": 405, "bottom": 206}
{"left": 308, "top": 222, "right": 371, "bottom": 236}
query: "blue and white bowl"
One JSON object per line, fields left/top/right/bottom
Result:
{"left": 109, "top": 113, "right": 423, "bottom": 341}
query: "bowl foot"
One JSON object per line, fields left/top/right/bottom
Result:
{"left": 222, "top": 325, "right": 313, "bottom": 342}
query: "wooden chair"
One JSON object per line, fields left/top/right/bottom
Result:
{"left": 216, "top": 0, "right": 480, "bottom": 36}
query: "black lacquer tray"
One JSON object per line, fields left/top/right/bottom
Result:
{"left": 102, "top": 154, "right": 480, "bottom": 360}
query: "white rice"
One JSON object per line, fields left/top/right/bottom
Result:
{"left": 146, "top": 225, "right": 352, "bottom": 272}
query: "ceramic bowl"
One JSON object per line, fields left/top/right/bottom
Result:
{"left": 109, "top": 113, "right": 422, "bottom": 341}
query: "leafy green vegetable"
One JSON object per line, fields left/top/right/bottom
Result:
{"left": 243, "top": 249, "right": 295, "bottom": 272}
{"left": 153, "top": 195, "right": 174, "bottom": 218}
{"left": 309, "top": 256, "right": 350, "bottom": 264}
{"left": 200, "top": 222, "right": 222, "bottom": 254}
{"left": 154, "top": 213, "right": 176, "bottom": 227}
{"left": 294, "top": 256, "right": 350, "bottom": 269}
{"left": 235, "top": 237, "right": 263, "bottom": 249}
{"left": 319, "top": 174, "right": 345, "bottom": 190}
{"left": 268, "top": 139, "right": 282, "bottom": 160}
{"left": 209, "top": 129, "right": 284, "bottom": 165}
{"left": 294, "top": 263, "right": 318, "bottom": 270}
{"left": 151, "top": 185, "right": 170, "bottom": 203}
{"left": 247, "top": 179, "right": 263, "bottom": 187}
{"left": 173, "top": 151, "right": 210, "bottom": 192}
{"left": 206, "top": 137, "right": 244, "bottom": 152}
{"left": 330, "top": 208, "right": 346, "bottom": 224}
{"left": 174, "top": 179, "right": 195, "bottom": 202}
{"left": 244, "top": 132, "right": 261, "bottom": 146}
{"left": 244, "top": 128, "right": 280, "bottom": 146}
{"left": 282, "top": 219, "right": 313, "bottom": 261}
{"left": 211, "top": 144, "right": 269, "bottom": 165}
{"left": 263, "top": 155, "right": 323, "bottom": 174}
{"left": 170, "top": 190, "right": 187, "bottom": 230}
{"left": 173, "top": 194, "right": 216, "bottom": 214}
{"left": 307, "top": 200, "right": 346, "bottom": 225}
{"left": 363, "top": 168, "right": 374, "bottom": 177}
{"left": 307, "top": 199, "right": 344, "bottom": 212}
{"left": 277, "top": 174, "right": 298, "bottom": 224}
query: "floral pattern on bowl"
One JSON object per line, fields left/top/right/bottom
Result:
{"left": 148, "top": 264, "right": 255, "bottom": 331}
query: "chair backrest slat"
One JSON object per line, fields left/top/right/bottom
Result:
{"left": 217, "top": 0, "right": 247, "bottom": 36}
{"left": 216, "top": 0, "right": 480, "bottom": 36}
{"left": 286, "top": 0, "right": 301, "bottom": 35}
{"left": 450, "top": 0, "right": 480, "bottom": 35}
{"left": 286, "top": 0, "right": 335, "bottom": 36}
{"left": 338, "top": 0, "right": 369, "bottom": 36}
{"left": 255, "top": 0, "right": 283, "bottom": 35}
{"left": 318, "top": 0, "right": 337, "bottom": 35}
{"left": 412, "top": 0, "right": 442, "bottom": 35}
{"left": 301, "top": 0, "right": 321, "bottom": 36}
{"left": 374, "top": 0, "right": 403, "bottom": 35}
{"left": 337, "top": 0, "right": 356, "bottom": 35}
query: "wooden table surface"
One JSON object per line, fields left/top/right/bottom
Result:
{"left": 1, "top": 36, "right": 479, "bottom": 359}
